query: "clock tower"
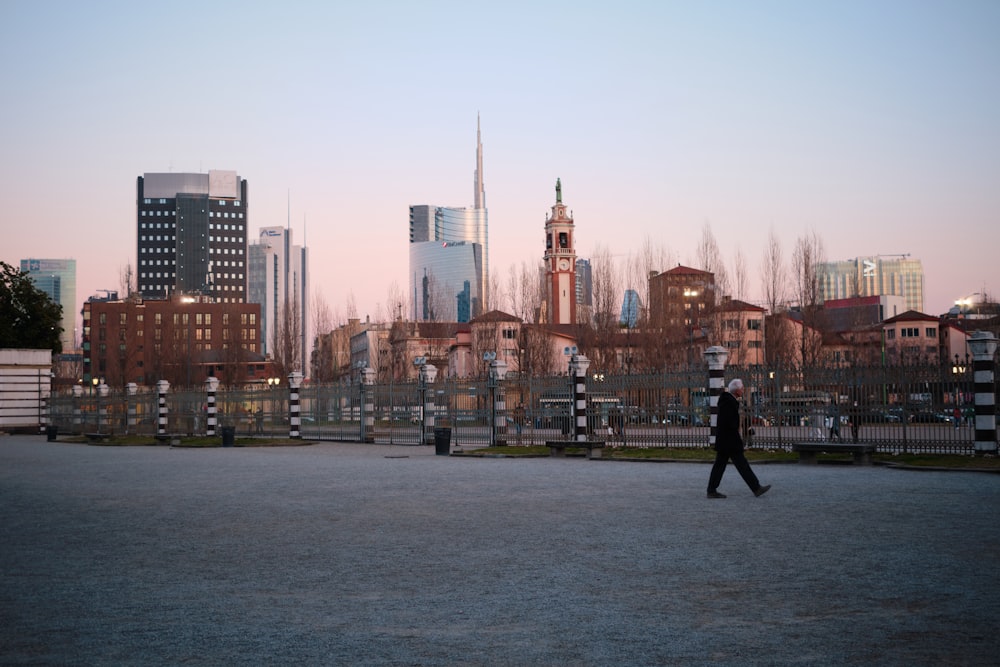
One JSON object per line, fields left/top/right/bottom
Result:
{"left": 543, "top": 178, "right": 577, "bottom": 325}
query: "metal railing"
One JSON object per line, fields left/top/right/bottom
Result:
{"left": 47, "top": 359, "right": 992, "bottom": 455}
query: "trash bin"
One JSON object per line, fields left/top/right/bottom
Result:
{"left": 46, "top": 425, "right": 58, "bottom": 442}
{"left": 433, "top": 427, "right": 452, "bottom": 455}
{"left": 221, "top": 426, "right": 236, "bottom": 447}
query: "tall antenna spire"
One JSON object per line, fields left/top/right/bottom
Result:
{"left": 474, "top": 113, "right": 485, "bottom": 209}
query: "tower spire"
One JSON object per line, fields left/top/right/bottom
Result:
{"left": 474, "top": 114, "right": 485, "bottom": 209}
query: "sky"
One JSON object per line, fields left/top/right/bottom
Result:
{"left": 2, "top": 0, "right": 998, "bottom": 335}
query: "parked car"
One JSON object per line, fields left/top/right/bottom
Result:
{"left": 909, "top": 411, "right": 951, "bottom": 423}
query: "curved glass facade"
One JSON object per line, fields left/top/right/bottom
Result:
{"left": 409, "top": 241, "right": 483, "bottom": 322}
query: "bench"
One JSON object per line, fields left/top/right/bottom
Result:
{"left": 154, "top": 434, "right": 182, "bottom": 446}
{"left": 792, "top": 442, "right": 876, "bottom": 465}
{"left": 546, "top": 440, "right": 606, "bottom": 459}
{"left": 84, "top": 432, "right": 112, "bottom": 443}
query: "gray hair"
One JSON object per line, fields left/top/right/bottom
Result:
{"left": 728, "top": 378, "right": 744, "bottom": 393}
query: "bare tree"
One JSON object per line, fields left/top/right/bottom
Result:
{"left": 697, "top": 223, "right": 729, "bottom": 300}
{"left": 587, "top": 244, "right": 623, "bottom": 370}
{"left": 760, "top": 227, "right": 787, "bottom": 315}
{"left": 792, "top": 230, "right": 827, "bottom": 367}
{"left": 118, "top": 263, "right": 136, "bottom": 298}
{"left": 270, "top": 292, "right": 303, "bottom": 377}
{"left": 732, "top": 248, "right": 748, "bottom": 302}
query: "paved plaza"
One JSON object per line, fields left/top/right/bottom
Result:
{"left": 1, "top": 435, "right": 998, "bottom": 665}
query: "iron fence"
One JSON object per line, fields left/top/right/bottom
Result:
{"left": 47, "top": 360, "right": 992, "bottom": 455}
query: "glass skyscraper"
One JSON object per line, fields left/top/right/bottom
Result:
{"left": 409, "top": 117, "right": 489, "bottom": 322}
{"left": 20, "top": 258, "right": 77, "bottom": 352}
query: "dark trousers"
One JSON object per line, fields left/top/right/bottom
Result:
{"left": 708, "top": 446, "right": 761, "bottom": 492}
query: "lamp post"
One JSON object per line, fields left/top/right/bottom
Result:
{"left": 267, "top": 377, "right": 280, "bottom": 434}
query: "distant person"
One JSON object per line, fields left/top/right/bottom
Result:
{"left": 828, "top": 403, "right": 842, "bottom": 442}
{"left": 707, "top": 379, "right": 771, "bottom": 499}
{"left": 953, "top": 406, "right": 962, "bottom": 429}
{"left": 850, "top": 403, "right": 860, "bottom": 443}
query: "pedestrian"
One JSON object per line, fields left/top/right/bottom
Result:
{"left": 828, "top": 403, "right": 842, "bottom": 442}
{"left": 953, "top": 406, "right": 961, "bottom": 429}
{"left": 255, "top": 407, "right": 264, "bottom": 435}
{"left": 850, "top": 402, "right": 860, "bottom": 443}
{"left": 707, "top": 379, "right": 771, "bottom": 499}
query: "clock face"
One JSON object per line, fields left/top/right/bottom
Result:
{"left": 558, "top": 259, "right": 570, "bottom": 270}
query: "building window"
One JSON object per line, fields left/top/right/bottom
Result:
{"left": 925, "top": 327, "right": 936, "bottom": 338}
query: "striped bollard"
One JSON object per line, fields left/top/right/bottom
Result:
{"left": 288, "top": 371, "right": 304, "bottom": 439}
{"left": 568, "top": 354, "right": 591, "bottom": 443}
{"left": 360, "top": 368, "right": 376, "bottom": 443}
{"left": 72, "top": 385, "right": 83, "bottom": 432}
{"left": 703, "top": 346, "right": 729, "bottom": 449}
{"left": 156, "top": 380, "right": 170, "bottom": 437}
{"left": 204, "top": 377, "right": 219, "bottom": 437}
{"left": 490, "top": 360, "right": 509, "bottom": 446}
{"left": 39, "top": 387, "right": 49, "bottom": 436}
{"left": 126, "top": 383, "right": 138, "bottom": 435}
{"left": 968, "top": 331, "right": 998, "bottom": 456}
{"left": 420, "top": 364, "right": 439, "bottom": 445}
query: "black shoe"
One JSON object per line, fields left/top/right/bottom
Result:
{"left": 707, "top": 491, "right": 727, "bottom": 499}
{"left": 754, "top": 484, "right": 772, "bottom": 497}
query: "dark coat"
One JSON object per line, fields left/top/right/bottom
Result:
{"left": 716, "top": 391, "right": 744, "bottom": 452}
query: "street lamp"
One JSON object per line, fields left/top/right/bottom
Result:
{"left": 266, "top": 377, "right": 280, "bottom": 431}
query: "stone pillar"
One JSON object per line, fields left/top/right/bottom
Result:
{"left": 490, "top": 360, "right": 509, "bottom": 446}
{"left": 703, "top": 346, "right": 729, "bottom": 449}
{"left": 204, "top": 377, "right": 219, "bottom": 436}
{"left": 288, "top": 371, "right": 304, "bottom": 439}
{"left": 156, "top": 380, "right": 170, "bottom": 436}
{"left": 361, "top": 368, "right": 376, "bottom": 443}
{"left": 72, "top": 384, "right": 83, "bottom": 432}
{"left": 126, "top": 383, "right": 138, "bottom": 435}
{"left": 420, "top": 364, "right": 438, "bottom": 445}
{"left": 568, "top": 355, "right": 591, "bottom": 443}
{"left": 968, "top": 331, "right": 998, "bottom": 455}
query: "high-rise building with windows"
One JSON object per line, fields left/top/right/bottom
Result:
{"left": 20, "top": 258, "right": 77, "bottom": 352}
{"left": 409, "top": 118, "right": 489, "bottom": 322}
{"left": 136, "top": 170, "right": 248, "bottom": 302}
{"left": 248, "top": 227, "right": 308, "bottom": 370}
{"left": 817, "top": 256, "right": 924, "bottom": 313}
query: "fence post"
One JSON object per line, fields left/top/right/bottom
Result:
{"left": 156, "top": 380, "right": 170, "bottom": 436}
{"left": 288, "top": 371, "right": 304, "bottom": 439}
{"left": 126, "top": 383, "right": 138, "bottom": 435}
{"left": 968, "top": 331, "right": 998, "bottom": 456}
{"left": 361, "top": 367, "right": 376, "bottom": 443}
{"left": 204, "top": 376, "right": 219, "bottom": 437}
{"left": 72, "top": 384, "right": 83, "bottom": 433}
{"left": 568, "top": 354, "right": 591, "bottom": 443}
{"left": 704, "top": 346, "right": 729, "bottom": 448}
{"left": 490, "top": 360, "right": 509, "bottom": 446}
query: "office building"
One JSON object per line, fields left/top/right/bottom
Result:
{"left": 136, "top": 170, "right": 248, "bottom": 302}
{"left": 248, "top": 226, "right": 309, "bottom": 370}
{"left": 20, "top": 258, "right": 76, "bottom": 351}
{"left": 409, "top": 118, "right": 489, "bottom": 322}
{"left": 817, "top": 256, "right": 924, "bottom": 313}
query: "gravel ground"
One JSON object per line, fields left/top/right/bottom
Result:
{"left": 1, "top": 435, "right": 998, "bottom": 666}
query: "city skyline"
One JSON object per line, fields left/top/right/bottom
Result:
{"left": 2, "top": 2, "right": 997, "bottom": 331}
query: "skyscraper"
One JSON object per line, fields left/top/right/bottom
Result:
{"left": 817, "top": 256, "right": 925, "bottom": 313}
{"left": 20, "top": 258, "right": 77, "bottom": 352}
{"left": 136, "top": 171, "right": 248, "bottom": 302}
{"left": 248, "top": 226, "right": 308, "bottom": 371}
{"left": 409, "top": 117, "right": 489, "bottom": 322}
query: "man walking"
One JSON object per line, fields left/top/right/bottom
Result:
{"left": 707, "top": 378, "right": 771, "bottom": 499}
